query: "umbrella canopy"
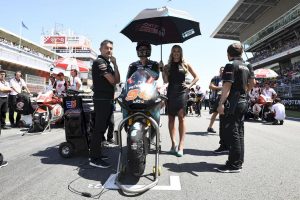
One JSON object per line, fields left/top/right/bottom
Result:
{"left": 121, "top": 6, "right": 201, "bottom": 45}
{"left": 53, "top": 57, "right": 89, "bottom": 73}
{"left": 254, "top": 68, "right": 278, "bottom": 78}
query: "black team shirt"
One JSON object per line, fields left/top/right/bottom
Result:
{"left": 222, "top": 57, "right": 255, "bottom": 96}
{"left": 92, "top": 55, "right": 115, "bottom": 99}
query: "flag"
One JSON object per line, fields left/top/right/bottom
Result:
{"left": 21, "top": 21, "right": 28, "bottom": 30}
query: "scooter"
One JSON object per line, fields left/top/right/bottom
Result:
{"left": 115, "top": 67, "right": 167, "bottom": 194}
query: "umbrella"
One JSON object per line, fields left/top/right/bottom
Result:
{"left": 121, "top": 6, "right": 201, "bottom": 59}
{"left": 53, "top": 57, "right": 89, "bottom": 73}
{"left": 254, "top": 68, "right": 278, "bottom": 78}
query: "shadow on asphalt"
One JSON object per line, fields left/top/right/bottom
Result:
{"left": 186, "top": 131, "right": 218, "bottom": 136}
{"left": 163, "top": 161, "right": 223, "bottom": 176}
{"left": 183, "top": 148, "right": 219, "bottom": 157}
{"left": 31, "top": 145, "right": 120, "bottom": 183}
{"left": 31, "top": 144, "right": 152, "bottom": 195}
{"left": 160, "top": 148, "right": 218, "bottom": 157}
{"left": 244, "top": 119, "right": 264, "bottom": 123}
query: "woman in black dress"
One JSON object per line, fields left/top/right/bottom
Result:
{"left": 162, "top": 45, "right": 199, "bottom": 157}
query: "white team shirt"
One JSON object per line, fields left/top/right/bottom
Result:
{"left": 262, "top": 88, "right": 276, "bottom": 100}
{"left": 55, "top": 80, "right": 67, "bottom": 96}
{"left": 69, "top": 77, "right": 82, "bottom": 90}
{"left": 0, "top": 80, "right": 10, "bottom": 97}
{"left": 9, "top": 78, "right": 27, "bottom": 95}
{"left": 271, "top": 103, "right": 286, "bottom": 120}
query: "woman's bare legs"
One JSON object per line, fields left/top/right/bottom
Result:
{"left": 168, "top": 115, "right": 176, "bottom": 149}
{"left": 177, "top": 108, "right": 186, "bottom": 151}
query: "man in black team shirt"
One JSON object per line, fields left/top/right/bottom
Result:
{"left": 216, "top": 43, "right": 255, "bottom": 173}
{"left": 90, "top": 40, "right": 120, "bottom": 168}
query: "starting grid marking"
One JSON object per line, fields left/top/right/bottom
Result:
{"left": 97, "top": 174, "right": 181, "bottom": 191}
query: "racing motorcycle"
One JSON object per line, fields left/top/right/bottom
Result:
{"left": 115, "top": 67, "right": 166, "bottom": 193}
{"left": 26, "top": 90, "right": 64, "bottom": 134}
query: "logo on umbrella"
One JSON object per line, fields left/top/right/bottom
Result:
{"left": 182, "top": 29, "right": 195, "bottom": 38}
{"left": 138, "top": 23, "right": 166, "bottom": 37}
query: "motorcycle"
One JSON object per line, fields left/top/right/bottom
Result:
{"left": 26, "top": 90, "right": 64, "bottom": 134}
{"left": 115, "top": 67, "right": 167, "bottom": 193}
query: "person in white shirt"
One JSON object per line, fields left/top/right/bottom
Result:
{"left": 54, "top": 72, "right": 67, "bottom": 96}
{"left": 69, "top": 69, "right": 82, "bottom": 91}
{"left": 204, "top": 90, "right": 210, "bottom": 110}
{"left": 262, "top": 82, "right": 276, "bottom": 102}
{"left": 195, "top": 85, "right": 204, "bottom": 116}
{"left": 9, "top": 71, "right": 30, "bottom": 127}
{"left": 270, "top": 98, "right": 286, "bottom": 125}
{"left": 45, "top": 75, "right": 56, "bottom": 92}
{"left": 0, "top": 69, "right": 11, "bottom": 129}
{"left": 249, "top": 83, "right": 261, "bottom": 102}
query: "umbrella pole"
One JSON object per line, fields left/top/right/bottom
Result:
{"left": 160, "top": 44, "right": 162, "bottom": 62}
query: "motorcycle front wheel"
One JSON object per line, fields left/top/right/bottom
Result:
{"left": 127, "top": 128, "right": 146, "bottom": 177}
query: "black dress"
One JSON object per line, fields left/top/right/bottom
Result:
{"left": 167, "top": 62, "right": 188, "bottom": 116}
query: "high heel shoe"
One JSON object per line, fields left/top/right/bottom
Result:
{"left": 176, "top": 149, "right": 183, "bottom": 157}
{"left": 169, "top": 145, "right": 177, "bottom": 155}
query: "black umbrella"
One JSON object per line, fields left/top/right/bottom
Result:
{"left": 121, "top": 6, "right": 201, "bottom": 59}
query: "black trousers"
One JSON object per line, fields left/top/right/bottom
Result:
{"left": 103, "top": 104, "right": 114, "bottom": 141}
{"left": 204, "top": 99, "right": 209, "bottom": 110}
{"left": 219, "top": 114, "right": 229, "bottom": 149}
{"left": 8, "top": 95, "right": 21, "bottom": 125}
{"left": 0, "top": 97, "right": 8, "bottom": 127}
{"left": 223, "top": 101, "right": 248, "bottom": 168}
{"left": 195, "top": 100, "right": 202, "bottom": 114}
{"left": 90, "top": 99, "right": 113, "bottom": 159}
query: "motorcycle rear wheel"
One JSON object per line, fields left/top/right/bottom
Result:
{"left": 127, "top": 135, "right": 146, "bottom": 177}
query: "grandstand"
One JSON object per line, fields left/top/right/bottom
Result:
{"left": 41, "top": 26, "right": 97, "bottom": 85}
{"left": 211, "top": 0, "right": 300, "bottom": 110}
{"left": 0, "top": 28, "right": 63, "bottom": 92}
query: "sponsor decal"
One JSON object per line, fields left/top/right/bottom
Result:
{"left": 66, "top": 100, "right": 77, "bottom": 109}
{"left": 182, "top": 29, "right": 195, "bottom": 38}
{"left": 137, "top": 23, "right": 165, "bottom": 37}
{"left": 16, "top": 102, "right": 24, "bottom": 110}
{"left": 43, "top": 36, "right": 65, "bottom": 44}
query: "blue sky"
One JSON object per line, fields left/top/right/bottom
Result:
{"left": 0, "top": 0, "right": 239, "bottom": 90}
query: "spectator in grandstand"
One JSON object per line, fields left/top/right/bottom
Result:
{"left": 262, "top": 82, "right": 277, "bottom": 102}
{"left": 162, "top": 45, "right": 199, "bottom": 157}
{"left": 0, "top": 69, "right": 11, "bottom": 129}
{"left": 69, "top": 69, "right": 82, "bottom": 91}
{"left": 9, "top": 71, "right": 30, "bottom": 128}
{"left": 270, "top": 98, "right": 286, "bottom": 125}
{"left": 54, "top": 72, "right": 67, "bottom": 96}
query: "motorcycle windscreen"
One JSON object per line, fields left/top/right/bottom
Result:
{"left": 121, "top": 68, "right": 159, "bottom": 110}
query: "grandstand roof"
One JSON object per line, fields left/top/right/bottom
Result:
{"left": 211, "top": 0, "right": 280, "bottom": 41}
{"left": 0, "top": 28, "right": 61, "bottom": 58}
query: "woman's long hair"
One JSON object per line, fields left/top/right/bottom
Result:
{"left": 167, "top": 45, "right": 188, "bottom": 73}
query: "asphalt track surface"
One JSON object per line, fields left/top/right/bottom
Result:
{"left": 0, "top": 109, "right": 299, "bottom": 200}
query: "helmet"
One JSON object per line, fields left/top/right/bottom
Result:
{"left": 136, "top": 41, "right": 151, "bottom": 57}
